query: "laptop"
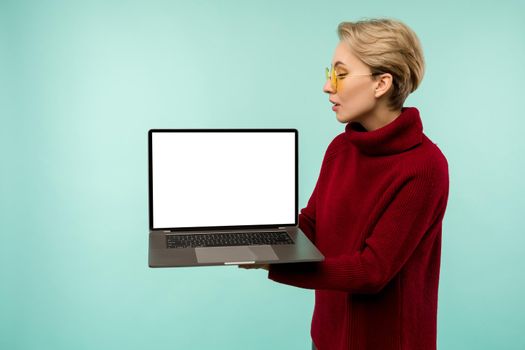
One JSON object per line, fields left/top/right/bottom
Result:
{"left": 148, "top": 129, "right": 324, "bottom": 268}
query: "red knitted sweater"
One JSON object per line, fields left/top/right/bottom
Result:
{"left": 268, "top": 107, "right": 450, "bottom": 350}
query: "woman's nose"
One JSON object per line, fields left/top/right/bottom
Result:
{"left": 323, "top": 79, "right": 335, "bottom": 94}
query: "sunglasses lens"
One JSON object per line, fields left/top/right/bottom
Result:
{"left": 325, "top": 67, "right": 337, "bottom": 91}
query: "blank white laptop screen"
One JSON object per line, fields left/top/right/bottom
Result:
{"left": 151, "top": 131, "right": 296, "bottom": 229}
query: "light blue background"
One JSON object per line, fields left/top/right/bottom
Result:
{"left": 1, "top": 1, "right": 524, "bottom": 349}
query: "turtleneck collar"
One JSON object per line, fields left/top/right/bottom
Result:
{"left": 344, "top": 106, "right": 423, "bottom": 156}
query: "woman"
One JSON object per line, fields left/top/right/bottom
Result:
{"left": 240, "top": 17, "right": 449, "bottom": 350}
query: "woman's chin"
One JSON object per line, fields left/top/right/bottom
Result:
{"left": 335, "top": 112, "right": 350, "bottom": 123}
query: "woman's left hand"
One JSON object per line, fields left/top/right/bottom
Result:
{"left": 238, "top": 264, "right": 270, "bottom": 271}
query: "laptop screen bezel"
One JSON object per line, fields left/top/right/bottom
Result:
{"left": 148, "top": 129, "right": 299, "bottom": 231}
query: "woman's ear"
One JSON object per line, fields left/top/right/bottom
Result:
{"left": 374, "top": 73, "right": 394, "bottom": 98}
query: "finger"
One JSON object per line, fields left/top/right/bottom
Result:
{"left": 240, "top": 265, "right": 260, "bottom": 269}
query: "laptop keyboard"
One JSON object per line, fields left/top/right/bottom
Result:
{"left": 166, "top": 231, "right": 294, "bottom": 249}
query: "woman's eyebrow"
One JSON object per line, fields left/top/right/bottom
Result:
{"left": 334, "top": 61, "right": 346, "bottom": 67}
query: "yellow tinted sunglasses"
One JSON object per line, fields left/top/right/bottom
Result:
{"left": 325, "top": 66, "right": 380, "bottom": 92}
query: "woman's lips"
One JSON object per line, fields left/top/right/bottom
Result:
{"left": 330, "top": 99, "right": 340, "bottom": 111}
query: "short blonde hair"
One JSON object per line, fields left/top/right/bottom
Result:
{"left": 337, "top": 18, "right": 425, "bottom": 111}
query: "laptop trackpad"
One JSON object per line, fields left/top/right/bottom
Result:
{"left": 195, "top": 245, "right": 278, "bottom": 264}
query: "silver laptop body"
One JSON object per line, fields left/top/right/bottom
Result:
{"left": 148, "top": 129, "right": 324, "bottom": 268}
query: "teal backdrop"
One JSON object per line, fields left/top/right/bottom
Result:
{"left": 1, "top": 0, "right": 524, "bottom": 349}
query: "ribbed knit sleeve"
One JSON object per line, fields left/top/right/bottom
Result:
{"left": 297, "top": 180, "right": 318, "bottom": 242}
{"left": 268, "top": 164, "right": 449, "bottom": 293}
{"left": 296, "top": 135, "right": 344, "bottom": 243}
